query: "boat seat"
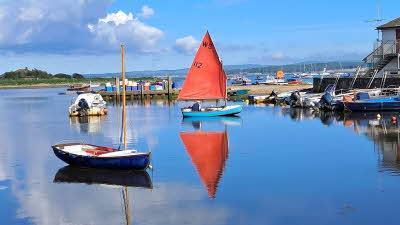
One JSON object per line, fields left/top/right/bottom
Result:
{"left": 82, "top": 148, "right": 113, "bottom": 156}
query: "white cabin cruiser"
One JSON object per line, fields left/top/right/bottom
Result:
{"left": 69, "top": 93, "right": 107, "bottom": 117}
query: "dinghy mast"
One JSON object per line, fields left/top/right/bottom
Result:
{"left": 121, "top": 44, "right": 130, "bottom": 225}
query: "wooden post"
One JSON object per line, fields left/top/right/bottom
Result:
{"left": 116, "top": 77, "right": 120, "bottom": 102}
{"left": 121, "top": 44, "right": 127, "bottom": 151}
{"left": 140, "top": 84, "right": 144, "bottom": 101}
{"left": 167, "top": 75, "right": 172, "bottom": 100}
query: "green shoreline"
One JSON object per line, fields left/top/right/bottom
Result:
{"left": 0, "top": 77, "right": 154, "bottom": 89}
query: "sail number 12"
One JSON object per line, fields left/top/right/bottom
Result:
{"left": 193, "top": 61, "right": 203, "bottom": 69}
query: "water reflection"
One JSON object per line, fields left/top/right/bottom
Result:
{"left": 343, "top": 112, "right": 400, "bottom": 175}
{"left": 69, "top": 116, "right": 106, "bottom": 134}
{"left": 182, "top": 116, "right": 242, "bottom": 129}
{"left": 279, "top": 108, "right": 400, "bottom": 175}
{"left": 180, "top": 130, "right": 229, "bottom": 199}
{"left": 54, "top": 166, "right": 152, "bottom": 188}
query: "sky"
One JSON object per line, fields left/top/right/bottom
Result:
{"left": 0, "top": 0, "right": 399, "bottom": 74}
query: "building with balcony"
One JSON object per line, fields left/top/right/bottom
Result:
{"left": 363, "top": 17, "right": 400, "bottom": 77}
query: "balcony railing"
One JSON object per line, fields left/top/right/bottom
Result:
{"left": 364, "top": 41, "right": 399, "bottom": 62}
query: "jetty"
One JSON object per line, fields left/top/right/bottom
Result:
{"left": 99, "top": 89, "right": 180, "bottom": 100}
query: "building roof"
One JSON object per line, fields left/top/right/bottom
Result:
{"left": 377, "top": 17, "right": 400, "bottom": 30}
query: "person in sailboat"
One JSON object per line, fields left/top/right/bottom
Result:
{"left": 192, "top": 101, "right": 201, "bottom": 111}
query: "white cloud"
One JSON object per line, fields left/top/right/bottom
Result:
{"left": 174, "top": 36, "right": 200, "bottom": 55}
{"left": 88, "top": 10, "right": 164, "bottom": 53}
{"left": 99, "top": 10, "right": 134, "bottom": 25}
{"left": 138, "top": 5, "right": 155, "bottom": 19}
{"left": 0, "top": 1, "right": 164, "bottom": 54}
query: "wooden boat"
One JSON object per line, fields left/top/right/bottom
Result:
{"left": 52, "top": 143, "right": 150, "bottom": 170}
{"left": 178, "top": 31, "right": 242, "bottom": 117}
{"left": 52, "top": 45, "right": 151, "bottom": 170}
{"left": 287, "top": 79, "right": 303, "bottom": 85}
{"left": 54, "top": 165, "right": 152, "bottom": 188}
{"left": 67, "top": 85, "right": 90, "bottom": 91}
{"left": 180, "top": 131, "right": 229, "bottom": 199}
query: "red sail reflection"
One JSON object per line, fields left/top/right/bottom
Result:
{"left": 179, "top": 131, "right": 229, "bottom": 199}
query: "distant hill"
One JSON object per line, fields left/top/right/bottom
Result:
{"left": 225, "top": 61, "right": 363, "bottom": 75}
{"left": 85, "top": 61, "right": 363, "bottom": 78}
{"left": 86, "top": 64, "right": 266, "bottom": 78}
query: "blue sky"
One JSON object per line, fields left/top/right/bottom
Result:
{"left": 0, "top": 0, "right": 399, "bottom": 74}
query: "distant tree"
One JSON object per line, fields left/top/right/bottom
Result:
{"left": 72, "top": 73, "right": 84, "bottom": 79}
{"left": 54, "top": 73, "right": 72, "bottom": 79}
{"left": 27, "top": 69, "right": 52, "bottom": 79}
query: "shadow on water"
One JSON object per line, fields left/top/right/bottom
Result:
{"left": 279, "top": 107, "right": 400, "bottom": 175}
{"left": 53, "top": 166, "right": 153, "bottom": 188}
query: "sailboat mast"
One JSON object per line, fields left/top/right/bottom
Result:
{"left": 121, "top": 44, "right": 127, "bottom": 150}
{"left": 124, "top": 187, "right": 131, "bottom": 225}
{"left": 221, "top": 60, "right": 227, "bottom": 106}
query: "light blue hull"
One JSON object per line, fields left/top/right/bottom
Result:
{"left": 182, "top": 105, "right": 242, "bottom": 117}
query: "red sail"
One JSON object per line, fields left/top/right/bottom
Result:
{"left": 178, "top": 31, "right": 227, "bottom": 100}
{"left": 179, "top": 131, "right": 229, "bottom": 199}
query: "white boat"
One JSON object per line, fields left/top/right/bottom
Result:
{"left": 319, "top": 68, "right": 330, "bottom": 76}
{"left": 261, "top": 75, "right": 286, "bottom": 85}
{"left": 69, "top": 93, "right": 107, "bottom": 116}
{"left": 231, "top": 76, "right": 251, "bottom": 85}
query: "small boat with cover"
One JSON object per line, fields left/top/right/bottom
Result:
{"left": 178, "top": 31, "right": 242, "bottom": 117}
{"left": 52, "top": 45, "right": 151, "bottom": 170}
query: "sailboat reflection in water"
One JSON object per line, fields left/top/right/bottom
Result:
{"left": 180, "top": 125, "right": 229, "bottom": 199}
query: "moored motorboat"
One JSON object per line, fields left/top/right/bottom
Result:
{"left": 69, "top": 93, "right": 107, "bottom": 117}
{"left": 344, "top": 95, "right": 400, "bottom": 111}
{"left": 67, "top": 85, "right": 90, "bottom": 92}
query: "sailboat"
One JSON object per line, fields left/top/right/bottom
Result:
{"left": 178, "top": 31, "right": 242, "bottom": 117}
{"left": 179, "top": 130, "right": 229, "bottom": 199}
{"left": 52, "top": 45, "right": 151, "bottom": 170}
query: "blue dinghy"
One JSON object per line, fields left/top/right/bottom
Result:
{"left": 52, "top": 143, "right": 151, "bottom": 170}
{"left": 181, "top": 105, "right": 242, "bottom": 117}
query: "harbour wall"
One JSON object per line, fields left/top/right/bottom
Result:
{"left": 313, "top": 77, "right": 400, "bottom": 92}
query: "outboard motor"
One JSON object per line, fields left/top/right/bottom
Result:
{"left": 78, "top": 98, "right": 90, "bottom": 111}
{"left": 319, "top": 92, "right": 344, "bottom": 111}
{"left": 289, "top": 91, "right": 301, "bottom": 107}
{"left": 320, "top": 92, "right": 334, "bottom": 105}
{"left": 284, "top": 97, "right": 291, "bottom": 105}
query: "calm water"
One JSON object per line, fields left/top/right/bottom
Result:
{"left": 1, "top": 88, "right": 400, "bottom": 225}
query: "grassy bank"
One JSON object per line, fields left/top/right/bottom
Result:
{"left": 0, "top": 77, "right": 154, "bottom": 88}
